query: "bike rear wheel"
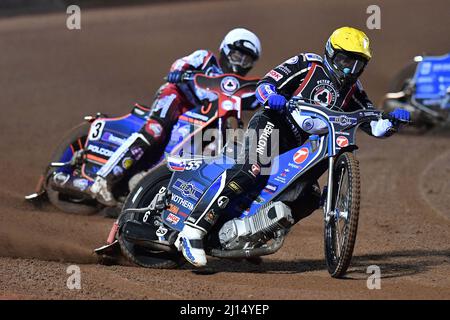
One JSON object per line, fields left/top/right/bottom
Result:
{"left": 44, "top": 123, "right": 102, "bottom": 215}
{"left": 324, "top": 152, "right": 360, "bottom": 278}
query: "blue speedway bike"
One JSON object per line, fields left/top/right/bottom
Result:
{"left": 381, "top": 53, "right": 450, "bottom": 131}
{"left": 96, "top": 97, "right": 408, "bottom": 278}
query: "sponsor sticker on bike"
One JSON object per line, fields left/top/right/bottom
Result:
{"left": 171, "top": 194, "right": 194, "bottom": 210}
{"left": 102, "top": 132, "right": 126, "bottom": 145}
{"left": 330, "top": 115, "right": 358, "bottom": 127}
{"left": 145, "top": 121, "right": 163, "bottom": 138}
{"left": 264, "top": 184, "right": 278, "bottom": 193}
{"left": 251, "top": 164, "right": 261, "bottom": 176}
{"left": 173, "top": 179, "right": 202, "bottom": 201}
{"left": 293, "top": 147, "right": 309, "bottom": 164}
{"left": 248, "top": 163, "right": 261, "bottom": 178}
{"left": 205, "top": 209, "right": 218, "bottom": 224}
{"left": 288, "top": 162, "right": 300, "bottom": 169}
{"left": 87, "top": 144, "right": 114, "bottom": 157}
{"left": 167, "top": 156, "right": 186, "bottom": 172}
{"left": 167, "top": 204, "right": 179, "bottom": 214}
{"left": 336, "top": 136, "right": 349, "bottom": 148}
{"left": 130, "top": 146, "right": 144, "bottom": 160}
{"left": 177, "top": 211, "right": 188, "bottom": 218}
{"left": 228, "top": 181, "right": 243, "bottom": 194}
{"left": 166, "top": 213, "right": 180, "bottom": 225}
{"left": 275, "top": 168, "right": 290, "bottom": 184}
{"left": 122, "top": 157, "right": 134, "bottom": 169}
{"left": 221, "top": 100, "right": 234, "bottom": 111}
{"left": 220, "top": 76, "right": 240, "bottom": 93}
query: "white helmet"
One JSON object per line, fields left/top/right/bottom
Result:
{"left": 219, "top": 28, "right": 261, "bottom": 76}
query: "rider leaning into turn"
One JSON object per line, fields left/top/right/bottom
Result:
{"left": 89, "top": 28, "right": 262, "bottom": 206}
{"left": 176, "top": 26, "right": 411, "bottom": 267}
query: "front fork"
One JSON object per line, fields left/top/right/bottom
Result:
{"left": 324, "top": 156, "right": 335, "bottom": 224}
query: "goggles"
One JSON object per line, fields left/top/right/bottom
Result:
{"left": 333, "top": 52, "right": 367, "bottom": 76}
{"left": 228, "top": 49, "right": 254, "bottom": 69}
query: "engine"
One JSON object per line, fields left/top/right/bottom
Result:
{"left": 218, "top": 201, "right": 294, "bottom": 250}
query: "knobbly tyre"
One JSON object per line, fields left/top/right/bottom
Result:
{"left": 95, "top": 97, "right": 410, "bottom": 277}
{"left": 381, "top": 53, "right": 450, "bottom": 131}
{"left": 25, "top": 72, "right": 259, "bottom": 216}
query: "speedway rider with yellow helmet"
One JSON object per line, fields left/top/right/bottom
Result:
{"left": 176, "top": 27, "right": 410, "bottom": 267}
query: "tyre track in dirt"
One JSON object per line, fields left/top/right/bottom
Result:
{"left": 420, "top": 149, "right": 450, "bottom": 221}
{"left": 1, "top": 0, "right": 449, "bottom": 299}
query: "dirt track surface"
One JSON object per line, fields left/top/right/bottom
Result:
{"left": 1, "top": 0, "right": 449, "bottom": 299}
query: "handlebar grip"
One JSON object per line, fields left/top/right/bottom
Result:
{"left": 382, "top": 112, "right": 412, "bottom": 125}
{"left": 163, "top": 71, "right": 197, "bottom": 82}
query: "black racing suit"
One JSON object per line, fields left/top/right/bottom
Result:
{"left": 186, "top": 52, "right": 377, "bottom": 233}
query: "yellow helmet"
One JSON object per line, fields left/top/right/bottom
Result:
{"left": 324, "top": 27, "right": 372, "bottom": 85}
{"left": 329, "top": 27, "right": 371, "bottom": 59}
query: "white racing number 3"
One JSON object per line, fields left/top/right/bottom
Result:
{"left": 88, "top": 120, "right": 105, "bottom": 141}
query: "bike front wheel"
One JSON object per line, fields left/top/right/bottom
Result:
{"left": 324, "top": 152, "right": 361, "bottom": 278}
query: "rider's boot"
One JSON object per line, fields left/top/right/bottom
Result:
{"left": 88, "top": 130, "right": 156, "bottom": 206}
{"left": 90, "top": 176, "right": 117, "bottom": 206}
{"left": 175, "top": 224, "right": 207, "bottom": 267}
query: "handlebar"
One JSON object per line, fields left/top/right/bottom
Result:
{"left": 163, "top": 70, "right": 204, "bottom": 83}
{"left": 281, "top": 98, "right": 411, "bottom": 126}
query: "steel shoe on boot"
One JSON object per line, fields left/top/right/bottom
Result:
{"left": 175, "top": 225, "right": 207, "bottom": 267}
{"left": 89, "top": 176, "right": 117, "bottom": 206}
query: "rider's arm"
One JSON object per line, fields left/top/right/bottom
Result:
{"left": 255, "top": 53, "right": 316, "bottom": 104}
{"left": 169, "top": 49, "right": 217, "bottom": 73}
{"left": 349, "top": 81, "right": 395, "bottom": 138}
{"left": 242, "top": 97, "right": 260, "bottom": 110}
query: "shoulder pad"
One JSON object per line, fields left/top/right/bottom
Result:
{"left": 302, "top": 53, "right": 323, "bottom": 62}
{"left": 191, "top": 49, "right": 211, "bottom": 56}
{"left": 283, "top": 55, "right": 301, "bottom": 65}
{"left": 185, "top": 49, "right": 212, "bottom": 67}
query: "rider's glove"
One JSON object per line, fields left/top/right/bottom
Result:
{"left": 167, "top": 71, "right": 183, "bottom": 84}
{"left": 389, "top": 108, "right": 410, "bottom": 126}
{"left": 370, "top": 119, "right": 396, "bottom": 137}
{"left": 267, "top": 94, "right": 287, "bottom": 111}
